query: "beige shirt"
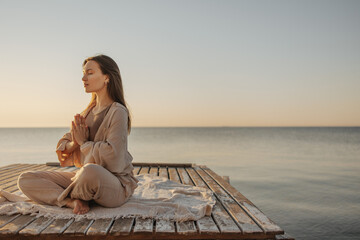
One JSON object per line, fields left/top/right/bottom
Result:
{"left": 55, "top": 102, "right": 138, "bottom": 199}
{"left": 86, "top": 104, "right": 112, "bottom": 141}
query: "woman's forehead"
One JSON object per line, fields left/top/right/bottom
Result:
{"left": 83, "top": 60, "right": 99, "bottom": 71}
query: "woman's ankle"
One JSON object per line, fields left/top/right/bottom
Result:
{"left": 64, "top": 198, "right": 74, "bottom": 208}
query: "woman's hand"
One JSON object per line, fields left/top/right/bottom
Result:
{"left": 71, "top": 114, "right": 89, "bottom": 146}
{"left": 58, "top": 152, "right": 74, "bottom": 167}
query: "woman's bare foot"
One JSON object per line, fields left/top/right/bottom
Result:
{"left": 65, "top": 198, "right": 90, "bottom": 214}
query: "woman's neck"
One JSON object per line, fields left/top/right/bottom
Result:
{"left": 95, "top": 87, "right": 113, "bottom": 109}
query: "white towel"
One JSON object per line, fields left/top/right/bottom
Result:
{"left": 0, "top": 174, "right": 216, "bottom": 222}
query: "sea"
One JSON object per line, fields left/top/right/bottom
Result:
{"left": 0, "top": 127, "right": 359, "bottom": 240}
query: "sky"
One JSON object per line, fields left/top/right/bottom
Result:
{"left": 0, "top": 0, "right": 359, "bottom": 127}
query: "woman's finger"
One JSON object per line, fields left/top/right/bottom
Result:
{"left": 81, "top": 116, "right": 86, "bottom": 126}
{"left": 76, "top": 114, "right": 81, "bottom": 126}
{"left": 77, "top": 117, "right": 81, "bottom": 127}
{"left": 73, "top": 121, "right": 79, "bottom": 132}
{"left": 75, "top": 115, "right": 80, "bottom": 126}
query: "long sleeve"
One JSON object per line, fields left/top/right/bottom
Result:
{"left": 55, "top": 131, "right": 82, "bottom": 168}
{"left": 55, "top": 131, "right": 72, "bottom": 163}
{"left": 56, "top": 131, "right": 71, "bottom": 153}
{"left": 79, "top": 107, "right": 130, "bottom": 173}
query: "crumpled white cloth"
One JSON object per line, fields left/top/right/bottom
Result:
{"left": 0, "top": 174, "right": 216, "bottom": 222}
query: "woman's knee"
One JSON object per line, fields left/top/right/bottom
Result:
{"left": 94, "top": 185, "right": 128, "bottom": 208}
{"left": 83, "top": 163, "right": 103, "bottom": 172}
{"left": 17, "top": 171, "right": 38, "bottom": 192}
{"left": 76, "top": 163, "right": 104, "bottom": 183}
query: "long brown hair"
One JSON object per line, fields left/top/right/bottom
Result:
{"left": 81, "top": 55, "right": 132, "bottom": 135}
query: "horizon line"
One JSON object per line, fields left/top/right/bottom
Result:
{"left": 0, "top": 125, "right": 359, "bottom": 128}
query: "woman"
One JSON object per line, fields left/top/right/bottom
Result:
{"left": 17, "top": 55, "right": 138, "bottom": 215}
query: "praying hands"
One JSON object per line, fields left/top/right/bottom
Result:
{"left": 71, "top": 114, "right": 89, "bottom": 146}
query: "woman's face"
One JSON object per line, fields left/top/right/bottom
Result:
{"left": 82, "top": 60, "right": 108, "bottom": 93}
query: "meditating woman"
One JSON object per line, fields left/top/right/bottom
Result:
{"left": 17, "top": 55, "right": 138, "bottom": 215}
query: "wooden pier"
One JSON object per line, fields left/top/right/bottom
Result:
{"left": 0, "top": 163, "right": 294, "bottom": 239}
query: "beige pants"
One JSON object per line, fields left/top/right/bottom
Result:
{"left": 17, "top": 163, "right": 127, "bottom": 208}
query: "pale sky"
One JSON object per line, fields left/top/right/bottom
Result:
{"left": 0, "top": 0, "right": 359, "bottom": 127}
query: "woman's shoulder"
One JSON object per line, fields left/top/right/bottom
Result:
{"left": 112, "top": 102, "right": 128, "bottom": 112}
{"left": 110, "top": 102, "right": 129, "bottom": 120}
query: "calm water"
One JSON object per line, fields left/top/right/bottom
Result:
{"left": 0, "top": 127, "right": 359, "bottom": 239}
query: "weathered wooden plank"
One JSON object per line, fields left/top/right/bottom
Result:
{"left": 195, "top": 215, "right": 219, "bottom": 235}
{"left": 0, "top": 164, "right": 23, "bottom": 174}
{"left": 180, "top": 167, "right": 219, "bottom": 235}
{"left": 168, "top": 167, "right": 180, "bottom": 182}
{"left": 148, "top": 166, "right": 175, "bottom": 235}
{"left": 6, "top": 165, "right": 77, "bottom": 236}
{"left": 133, "top": 166, "right": 153, "bottom": 234}
{"left": 154, "top": 167, "right": 177, "bottom": 235}
{"left": 0, "top": 163, "right": 20, "bottom": 169}
{"left": 242, "top": 202, "right": 283, "bottom": 234}
{"left": 158, "top": 167, "right": 168, "bottom": 178}
{"left": 18, "top": 216, "right": 54, "bottom": 235}
{"left": 45, "top": 162, "right": 194, "bottom": 168}
{"left": 62, "top": 166, "right": 80, "bottom": 172}
{"left": 1, "top": 165, "right": 60, "bottom": 190}
{"left": 133, "top": 162, "right": 193, "bottom": 167}
{"left": 177, "top": 168, "right": 192, "bottom": 185}
{"left": 0, "top": 164, "right": 48, "bottom": 182}
{"left": 149, "top": 166, "right": 158, "bottom": 176}
{"left": 41, "top": 218, "right": 74, "bottom": 235}
{"left": 138, "top": 167, "right": 149, "bottom": 175}
{"left": 176, "top": 220, "right": 198, "bottom": 234}
{"left": 1, "top": 164, "right": 63, "bottom": 181}
{"left": 155, "top": 219, "right": 176, "bottom": 234}
{"left": 168, "top": 167, "right": 198, "bottom": 235}
{"left": 133, "top": 217, "right": 153, "bottom": 234}
{"left": 133, "top": 167, "right": 141, "bottom": 175}
{"left": 60, "top": 166, "right": 78, "bottom": 172}
{"left": 63, "top": 219, "right": 93, "bottom": 235}
{"left": 133, "top": 166, "right": 140, "bottom": 175}
{"left": 0, "top": 214, "right": 36, "bottom": 234}
{"left": 203, "top": 166, "right": 284, "bottom": 235}
{"left": 195, "top": 166, "right": 263, "bottom": 235}
{"left": 0, "top": 164, "right": 34, "bottom": 172}
{"left": 0, "top": 214, "right": 21, "bottom": 229}
{"left": 86, "top": 218, "right": 114, "bottom": 235}
{"left": 3, "top": 166, "right": 73, "bottom": 193}
{"left": 186, "top": 167, "right": 241, "bottom": 234}
{"left": 109, "top": 217, "right": 134, "bottom": 236}
{"left": 89, "top": 168, "right": 136, "bottom": 237}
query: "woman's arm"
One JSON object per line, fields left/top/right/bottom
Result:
{"left": 62, "top": 141, "right": 79, "bottom": 154}
{"left": 55, "top": 127, "right": 81, "bottom": 165}
{"left": 55, "top": 113, "right": 89, "bottom": 167}
{"left": 79, "top": 107, "right": 129, "bottom": 172}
